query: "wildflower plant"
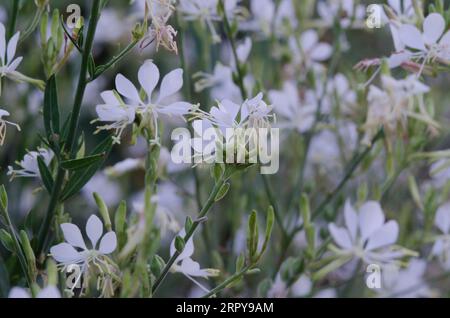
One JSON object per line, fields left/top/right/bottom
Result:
{"left": 2, "top": 0, "right": 450, "bottom": 300}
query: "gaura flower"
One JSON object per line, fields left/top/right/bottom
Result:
{"left": 8, "top": 286, "right": 61, "bottom": 298}
{"left": 0, "top": 22, "right": 44, "bottom": 94}
{"left": 7, "top": 148, "right": 53, "bottom": 179}
{"left": 170, "top": 229, "right": 219, "bottom": 293}
{"left": 289, "top": 30, "right": 332, "bottom": 68}
{"left": 0, "top": 109, "right": 20, "bottom": 145}
{"left": 317, "top": 0, "right": 366, "bottom": 29}
{"left": 399, "top": 13, "right": 450, "bottom": 67}
{"left": 431, "top": 202, "right": 450, "bottom": 270}
{"left": 374, "top": 260, "right": 431, "bottom": 298}
{"left": 268, "top": 82, "right": 316, "bottom": 134}
{"left": 0, "top": 23, "right": 22, "bottom": 85}
{"left": 50, "top": 215, "right": 117, "bottom": 274}
{"left": 362, "top": 75, "right": 436, "bottom": 145}
{"left": 328, "top": 200, "right": 414, "bottom": 266}
{"left": 94, "top": 60, "right": 192, "bottom": 144}
{"left": 179, "top": 0, "right": 242, "bottom": 43}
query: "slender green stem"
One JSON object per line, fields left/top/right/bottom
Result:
{"left": 88, "top": 39, "right": 140, "bottom": 82}
{"left": 65, "top": 1, "right": 102, "bottom": 156}
{"left": 37, "top": 0, "right": 102, "bottom": 255}
{"left": 219, "top": 0, "right": 247, "bottom": 100}
{"left": 152, "top": 174, "right": 227, "bottom": 294}
{"left": 8, "top": 0, "right": 19, "bottom": 39}
{"left": 262, "top": 175, "right": 289, "bottom": 240}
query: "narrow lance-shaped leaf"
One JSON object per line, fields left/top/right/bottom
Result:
{"left": 60, "top": 135, "right": 113, "bottom": 201}
{"left": 43, "top": 75, "right": 60, "bottom": 137}
{"left": 60, "top": 152, "right": 106, "bottom": 171}
{"left": 37, "top": 156, "right": 54, "bottom": 194}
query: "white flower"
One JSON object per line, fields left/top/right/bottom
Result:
{"left": 242, "top": 0, "right": 297, "bottom": 37}
{"left": 199, "top": 92, "right": 272, "bottom": 132}
{"left": 50, "top": 215, "right": 117, "bottom": 271}
{"left": 384, "top": 0, "right": 415, "bottom": 53}
{"left": 326, "top": 74, "right": 357, "bottom": 114}
{"left": 0, "top": 108, "right": 20, "bottom": 145}
{"left": 95, "top": 60, "right": 192, "bottom": 143}
{"left": 179, "top": 0, "right": 241, "bottom": 43}
{"left": 269, "top": 82, "right": 316, "bottom": 133}
{"left": 362, "top": 75, "right": 435, "bottom": 145}
{"left": 9, "top": 286, "right": 61, "bottom": 298}
{"left": 289, "top": 30, "right": 332, "bottom": 68}
{"left": 431, "top": 202, "right": 450, "bottom": 269}
{"left": 399, "top": 13, "right": 450, "bottom": 65}
{"left": 328, "top": 200, "right": 410, "bottom": 266}
{"left": 170, "top": 229, "right": 219, "bottom": 293}
{"left": 194, "top": 63, "right": 243, "bottom": 102}
{"left": 375, "top": 260, "right": 431, "bottom": 298}
{"left": 7, "top": 148, "right": 53, "bottom": 179}
{"left": 317, "top": 0, "right": 366, "bottom": 29}
{"left": 0, "top": 22, "right": 23, "bottom": 84}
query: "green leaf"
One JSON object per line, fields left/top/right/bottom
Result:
{"left": 247, "top": 210, "right": 258, "bottom": 261}
{"left": 61, "top": 153, "right": 106, "bottom": 171}
{"left": 60, "top": 136, "right": 113, "bottom": 201}
{"left": 0, "top": 229, "right": 14, "bottom": 252}
{"left": 214, "top": 182, "right": 230, "bottom": 202}
{"left": 43, "top": 75, "right": 60, "bottom": 137}
{"left": 258, "top": 206, "right": 274, "bottom": 258}
{"left": 0, "top": 185, "right": 8, "bottom": 212}
{"left": 94, "top": 192, "right": 111, "bottom": 231}
{"left": 37, "top": 156, "right": 54, "bottom": 193}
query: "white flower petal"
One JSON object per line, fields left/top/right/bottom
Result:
{"left": 8, "top": 287, "right": 30, "bottom": 298}
{"left": 50, "top": 243, "right": 83, "bottom": 264}
{"left": 439, "top": 30, "right": 450, "bottom": 47}
{"left": 60, "top": 223, "right": 87, "bottom": 250}
{"left": 157, "top": 68, "right": 183, "bottom": 103}
{"left": 37, "top": 286, "right": 61, "bottom": 298}
{"left": 98, "top": 231, "right": 117, "bottom": 254}
{"left": 0, "top": 23, "right": 5, "bottom": 64}
{"left": 115, "top": 74, "right": 141, "bottom": 103}
{"left": 310, "top": 43, "right": 332, "bottom": 61}
{"left": 300, "top": 30, "right": 318, "bottom": 52}
{"left": 423, "top": 13, "right": 445, "bottom": 46}
{"left": 6, "top": 56, "right": 22, "bottom": 72}
{"left": 101, "top": 90, "right": 120, "bottom": 105}
{"left": 138, "top": 60, "right": 160, "bottom": 100}
{"left": 180, "top": 258, "right": 208, "bottom": 278}
{"left": 158, "top": 101, "right": 192, "bottom": 116}
{"left": 328, "top": 223, "right": 353, "bottom": 250}
{"left": 86, "top": 215, "right": 103, "bottom": 249}
{"left": 365, "top": 220, "right": 399, "bottom": 250}
{"left": 435, "top": 203, "right": 450, "bottom": 234}
{"left": 359, "top": 201, "right": 385, "bottom": 242}
{"left": 399, "top": 24, "right": 426, "bottom": 51}
{"left": 6, "top": 32, "right": 19, "bottom": 64}
{"left": 344, "top": 200, "right": 358, "bottom": 242}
